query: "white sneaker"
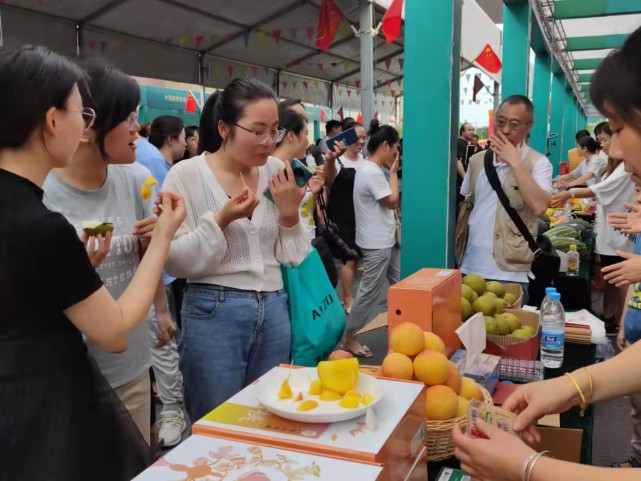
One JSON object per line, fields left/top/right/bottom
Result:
{"left": 158, "top": 409, "right": 187, "bottom": 448}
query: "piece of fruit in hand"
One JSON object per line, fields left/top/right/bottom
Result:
{"left": 82, "top": 220, "right": 114, "bottom": 236}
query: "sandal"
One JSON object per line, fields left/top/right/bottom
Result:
{"left": 611, "top": 457, "right": 641, "bottom": 468}
{"left": 339, "top": 343, "right": 373, "bottom": 358}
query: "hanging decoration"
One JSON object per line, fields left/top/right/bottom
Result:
{"left": 381, "top": 0, "right": 404, "bottom": 43}
{"left": 178, "top": 35, "right": 188, "bottom": 48}
{"left": 289, "top": 28, "right": 298, "bottom": 41}
{"left": 273, "top": 29, "right": 282, "bottom": 44}
{"left": 474, "top": 44, "right": 502, "bottom": 73}
{"left": 384, "top": 58, "right": 392, "bottom": 71}
{"left": 316, "top": 0, "right": 344, "bottom": 51}
{"left": 242, "top": 30, "right": 251, "bottom": 47}
{"left": 257, "top": 30, "right": 267, "bottom": 43}
{"left": 472, "top": 75, "right": 485, "bottom": 102}
{"left": 398, "top": 57, "right": 404, "bottom": 70}
{"left": 306, "top": 26, "right": 315, "bottom": 43}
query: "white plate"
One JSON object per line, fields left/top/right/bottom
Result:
{"left": 254, "top": 367, "right": 385, "bottom": 424}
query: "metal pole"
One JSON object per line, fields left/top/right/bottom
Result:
{"left": 359, "top": 0, "right": 374, "bottom": 127}
{"left": 198, "top": 54, "right": 206, "bottom": 103}
{"left": 493, "top": 80, "right": 500, "bottom": 111}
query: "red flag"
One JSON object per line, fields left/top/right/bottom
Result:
{"left": 474, "top": 44, "right": 502, "bottom": 74}
{"left": 320, "top": 108, "right": 325, "bottom": 122}
{"left": 382, "top": 0, "right": 404, "bottom": 43}
{"left": 472, "top": 75, "right": 485, "bottom": 102}
{"left": 185, "top": 90, "right": 198, "bottom": 113}
{"left": 273, "top": 29, "right": 282, "bottom": 44}
{"left": 316, "top": 0, "right": 344, "bottom": 51}
{"left": 356, "top": 113, "right": 363, "bottom": 123}
{"left": 195, "top": 35, "right": 205, "bottom": 49}
{"left": 337, "top": 106, "right": 344, "bottom": 121}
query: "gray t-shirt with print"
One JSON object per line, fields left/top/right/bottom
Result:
{"left": 43, "top": 163, "right": 154, "bottom": 388}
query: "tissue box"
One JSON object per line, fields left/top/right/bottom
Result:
{"left": 449, "top": 349, "right": 501, "bottom": 395}
{"left": 484, "top": 309, "right": 540, "bottom": 361}
{"left": 388, "top": 268, "right": 462, "bottom": 357}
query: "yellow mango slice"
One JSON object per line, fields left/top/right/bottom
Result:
{"left": 339, "top": 396, "right": 361, "bottom": 409}
{"left": 344, "top": 390, "right": 361, "bottom": 399}
{"left": 296, "top": 400, "right": 319, "bottom": 412}
{"left": 278, "top": 379, "right": 293, "bottom": 399}
{"left": 317, "top": 358, "right": 359, "bottom": 394}
{"left": 319, "top": 389, "right": 342, "bottom": 401}
{"left": 362, "top": 392, "right": 375, "bottom": 406}
{"left": 294, "top": 392, "right": 303, "bottom": 402}
{"left": 140, "top": 176, "right": 158, "bottom": 200}
{"left": 309, "top": 379, "right": 322, "bottom": 395}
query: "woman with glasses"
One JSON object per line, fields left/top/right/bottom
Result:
{"left": 0, "top": 45, "right": 185, "bottom": 480}
{"left": 43, "top": 58, "right": 173, "bottom": 446}
{"left": 162, "top": 78, "right": 310, "bottom": 420}
{"left": 182, "top": 125, "right": 199, "bottom": 160}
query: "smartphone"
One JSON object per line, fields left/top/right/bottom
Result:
{"left": 264, "top": 158, "right": 314, "bottom": 202}
{"left": 325, "top": 127, "right": 359, "bottom": 152}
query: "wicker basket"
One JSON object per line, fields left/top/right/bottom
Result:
{"left": 425, "top": 386, "right": 493, "bottom": 461}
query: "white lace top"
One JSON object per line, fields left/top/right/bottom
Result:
{"left": 163, "top": 154, "right": 311, "bottom": 291}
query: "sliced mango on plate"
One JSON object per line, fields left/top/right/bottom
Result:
{"left": 296, "top": 400, "right": 319, "bottom": 412}
{"left": 339, "top": 396, "right": 361, "bottom": 409}
{"left": 309, "top": 379, "right": 322, "bottom": 395}
{"left": 319, "top": 389, "right": 342, "bottom": 401}
{"left": 277, "top": 379, "right": 293, "bottom": 399}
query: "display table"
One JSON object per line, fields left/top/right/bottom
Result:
{"left": 428, "top": 343, "right": 597, "bottom": 480}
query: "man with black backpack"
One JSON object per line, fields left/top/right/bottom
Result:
{"left": 456, "top": 95, "right": 554, "bottom": 305}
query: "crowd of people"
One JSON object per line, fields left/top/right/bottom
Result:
{"left": 0, "top": 43, "right": 401, "bottom": 479}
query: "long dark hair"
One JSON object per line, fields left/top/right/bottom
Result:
{"left": 591, "top": 26, "right": 641, "bottom": 127}
{"left": 367, "top": 123, "right": 399, "bottom": 153}
{"left": 0, "top": 45, "right": 87, "bottom": 149}
{"left": 78, "top": 58, "right": 140, "bottom": 156}
{"left": 276, "top": 106, "right": 306, "bottom": 147}
{"left": 148, "top": 115, "right": 184, "bottom": 149}
{"left": 198, "top": 78, "right": 277, "bottom": 154}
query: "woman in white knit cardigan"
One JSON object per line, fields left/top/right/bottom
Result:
{"left": 163, "top": 79, "right": 310, "bottom": 421}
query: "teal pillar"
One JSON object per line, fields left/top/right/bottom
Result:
{"left": 502, "top": 3, "right": 531, "bottom": 97}
{"left": 549, "top": 71, "right": 565, "bottom": 174}
{"left": 531, "top": 53, "right": 551, "bottom": 153}
{"left": 401, "top": 0, "right": 461, "bottom": 275}
{"left": 314, "top": 121, "right": 320, "bottom": 142}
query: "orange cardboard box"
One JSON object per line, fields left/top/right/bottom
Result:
{"left": 388, "top": 268, "right": 462, "bottom": 357}
{"left": 192, "top": 366, "right": 427, "bottom": 481}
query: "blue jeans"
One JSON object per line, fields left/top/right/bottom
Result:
{"left": 179, "top": 284, "right": 291, "bottom": 421}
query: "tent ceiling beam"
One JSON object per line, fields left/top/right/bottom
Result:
{"left": 554, "top": 0, "right": 641, "bottom": 19}
{"left": 282, "top": 34, "right": 361, "bottom": 69}
{"left": 565, "top": 33, "right": 628, "bottom": 51}
{"left": 573, "top": 58, "right": 602, "bottom": 70}
{"left": 80, "top": 0, "right": 131, "bottom": 23}
{"left": 331, "top": 46, "right": 404, "bottom": 82}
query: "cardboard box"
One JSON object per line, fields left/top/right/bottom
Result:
{"left": 484, "top": 309, "right": 540, "bottom": 361}
{"left": 503, "top": 283, "right": 523, "bottom": 309}
{"left": 533, "top": 427, "right": 583, "bottom": 463}
{"left": 132, "top": 434, "right": 385, "bottom": 481}
{"left": 192, "top": 366, "right": 427, "bottom": 481}
{"left": 388, "top": 268, "right": 462, "bottom": 357}
{"left": 449, "top": 349, "right": 501, "bottom": 394}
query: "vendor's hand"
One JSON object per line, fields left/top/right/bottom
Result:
{"left": 215, "top": 187, "right": 260, "bottom": 230}
{"left": 82, "top": 231, "right": 112, "bottom": 268}
{"left": 582, "top": 202, "right": 597, "bottom": 215}
{"left": 309, "top": 167, "right": 325, "bottom": 196}
{"left": 153, "top": 192, "right": 187, "bottom": 241}
{"left": 602, "top": 251, "right": 641, "bottom": 287}
{"left": 324, "top": 140, "right": 347, "bottom": 163}
{"left": 608, "top": 203, "right": 641, "bottom": 234}
{"left": 550, "top": 190, "right": 571, "bottom": 208}
{"left": 617, "top": 329, "right": 627, "bottom": 352}
{"left": 269, "top": 161, "right": 306, "bottom": 227}
{"left": 452, "top": 419, "right": 535, "bottom": 481}
{"left": 155, "top": 309, "right": 177, "bottom": 347}
{"left": 490, "top": 132, "right": 521, "bottom": 167}
{"left": 502, "top": 376, "right": 579, "bottom": 444}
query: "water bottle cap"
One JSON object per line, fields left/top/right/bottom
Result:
{"left": 545, "top": 287, "right": 557, "bottom": 294}
{"left": 570, "top": 244, "right": 577, "bottom": 250}
{"left": 549, "top": 292, "right": 561, "bottom": 300}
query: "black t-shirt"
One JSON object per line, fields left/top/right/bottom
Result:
{"left": 0, "top": 168, "right": 103, "bottom": 342}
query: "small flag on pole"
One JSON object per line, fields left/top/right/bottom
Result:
{"left": 474, "top": 44, "right": 502, "bottom": 74}
{"left": 185, "top": 90, "right": 200, "bottom": 113}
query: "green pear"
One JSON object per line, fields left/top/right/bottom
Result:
{"left": 461, "top": 297, "right": 474, "bottom": 321}
{"left": 473, "top": 296, "right": 496, "bottom": 317}
{"left": 486, "top": 281, "right": 506, "bottom": 298}
{"left": 463, "top": 273, "right": 486, "bottom": 295}
{"left": 461, "top": 284, "right": 475, "bottom": 303}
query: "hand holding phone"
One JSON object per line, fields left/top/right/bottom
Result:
{"left": 264, "top": 159, "right": 314, "bottom": 202}
{"left": 326, "top": 127, "right": 358, "bottom": 152}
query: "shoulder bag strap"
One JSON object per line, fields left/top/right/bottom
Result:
{"left": 483, "top": 151, "right": 540, "bottom": 256}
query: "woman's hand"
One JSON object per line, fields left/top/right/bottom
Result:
{"left": 324, "top": 140, "right": 347, "bottom": 164}
{"left": 617, "top": 328, "right": 627, "bottom": 352}
{"left": 390, "top": 152, "right": 400, "bottom": 174}
{"left": 608, "top": 203, "right": 641, "bottom": 234}
{"left": 82, "top": 231, "right": 112, "bottom": 268}
{"left": 214, "top": 186, "right": 260, "bottom": 230}
{"left": 452, "top": 419, "right": 535, "bottom": 481}
{"left": 269, "top": 161, "right": 306, "bottom": 227}
{"left": 502, "top": 376, "right": 579, "bottom": 444}
{"left": 602, "top": 251, "right": 641, "bottom": 287}
{"left": 550, "top": 190, "right": 571, "bottom": 208}
{"left": 132, "top": 216, "right": 156, "bottom": 240}
{"left": 310, "top": 166, "right": 325, "bottom": 196}
{"left": 153, "top": 192, "right": 187, "bottom": 241}
{"left": 582, "top": 202, "right": 597, "bottom": 215}
{"left": 155, "top": 309, "right": 177, "bottom": 347}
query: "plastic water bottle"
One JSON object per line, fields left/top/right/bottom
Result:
{"left": 566, "top": 244, "right": 580, "bottom": 277}
{"left": 540, "top": 292, "right": 565, "bottom": 368}
{"left": 564, "top": 201, "right": 573, "bottom": 218}
{"left": 539, "top": 287, "right": 557, "bottom": 315}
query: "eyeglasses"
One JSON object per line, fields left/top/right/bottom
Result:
{"left": 232, "top": 123, "right": 287, "bottom": 145}
{"left": 64, "top": 107, "right": 96, "bottom": 130}
{"left": 127, "top": 109, "right": 140, "bottom": 132}
{"left": 496, "top": 118, "right": 529, "bottom": 131}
